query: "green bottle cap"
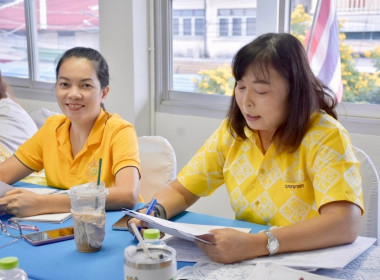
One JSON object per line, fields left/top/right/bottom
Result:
{"left": 143, "top": 228, "right": 160, "bottom": 240}
{"left": 0, "top": 257, "right": 18, "bottom": 270}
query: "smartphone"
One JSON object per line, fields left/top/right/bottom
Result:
{"left": 25, "top": 226, "right": 74, "bottom": 246}
{"left": 112, "top": 214, "right": 130, "bottom": 231}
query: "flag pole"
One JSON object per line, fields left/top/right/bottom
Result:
{"left": 306, "top": 0, "right": 322, "bottom": 55}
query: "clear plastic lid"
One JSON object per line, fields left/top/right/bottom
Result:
{"left": 143, "top": 228, "right": 160, "bottom": 240}
{"left": 0, "top": 257, "right": 18, "bottom": 270}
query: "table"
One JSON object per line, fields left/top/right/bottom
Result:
{"left": 1, "top": 182, "right": 379, "bottom": 280}
{"left": 0, "top": 182, "right": 269, "bottom": 280}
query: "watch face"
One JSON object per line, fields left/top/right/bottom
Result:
{"left": 268, "top": 241, "right": 279, "bottom": 251}
{"left": 265, "top": 231, "right": 279, "bottom": 255}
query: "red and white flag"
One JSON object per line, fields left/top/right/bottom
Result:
{"left": 305, "top": 0, "right": 343, "bottom": 102}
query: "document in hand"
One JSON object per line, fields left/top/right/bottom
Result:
{"left": 123, "top": 209, "right": 214, "bottom": 244}
{"left": 0, "top": 181, "right": 13, "bottom": 198}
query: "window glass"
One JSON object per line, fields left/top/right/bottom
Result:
{"left": 172, "top": 0, "right": 257, "bottom": 94}
{"left": 170, "top": 0, "right": 379, "bottom": 105}
{"left": 232, "top": 18, "right": 242, "bottom": 36}
{"left": 0, "top": 0, "right": 28, "bottom": 78}
{"left": 0, "top": 0, "right": 99, "bottom": 83}
{"left": 290, "top": 0, "right": 380, "bottom": 104}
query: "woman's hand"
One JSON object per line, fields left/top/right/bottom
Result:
{"left": 194, "top": 228, "right": 260, "bottom": 264}
{"left": 0, "top": 188, "right": 45, "bottom": 217}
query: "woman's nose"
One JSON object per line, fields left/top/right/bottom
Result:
{"left": 242, "top": 92, "right": 253, "bottom": 107}
{"left": 67, "top": 86, "right": 81, "bottom": 98}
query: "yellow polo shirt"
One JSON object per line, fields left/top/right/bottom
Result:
{"left": 178, "top": 112, "right": 364, "bottom": 226}
{"left": 15, "top": 110, "right": 140, "bottom": 191}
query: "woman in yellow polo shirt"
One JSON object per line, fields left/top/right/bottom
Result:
{"left": 130, "top": 33, "right": 364, "bottom": 263}
{"left": 0, "top": 47, "right": 140, "bottom": 217}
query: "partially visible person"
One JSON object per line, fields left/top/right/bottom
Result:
{"left": 0, "top": 72, "right": 38, "bottom": 156}
{"left": 0, "top": 47, "right": 141, "bottom": 217}
{"left": 129, "top": 33, "right": 363, "bottom": 264}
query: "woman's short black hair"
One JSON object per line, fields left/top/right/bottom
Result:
{"left": 227, "top": 32, "right": 337, "bottom": 152}
{"left": 55, "top": 47, "right": 109, "bottom": 89}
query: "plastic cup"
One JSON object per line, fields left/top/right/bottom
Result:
{"left": 68, "top": 182, "right": 109, "bottom": 253}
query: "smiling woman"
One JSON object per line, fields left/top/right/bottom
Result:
{"left": 0, "top": 47, "right": 142, "bottom": 218}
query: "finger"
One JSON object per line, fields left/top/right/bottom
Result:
{"left": 197, "top": 233, "right": 216, "bottom": 244}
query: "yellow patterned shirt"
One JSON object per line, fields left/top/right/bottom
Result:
{"left": 15, "top": 110, "right": 140, "bottom": 191}
{"left": 178, "top": 112, "right": 364, "bottom": 226}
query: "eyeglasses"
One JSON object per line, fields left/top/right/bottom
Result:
{"left": 0, "top": 220, "right": 25, "bottom": 249}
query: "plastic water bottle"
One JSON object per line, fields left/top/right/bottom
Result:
{"left": 0, "top": 257, "right": 28, "bottom": 280}
{"left": 142, "top": 228, "right": 166, "bottom": 248}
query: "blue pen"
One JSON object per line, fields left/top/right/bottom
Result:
{"left": 133, "top": 198, "right": 157, "bottom": 238}
{"left": 145, "top": 198, "right": 157, "bottom": 216}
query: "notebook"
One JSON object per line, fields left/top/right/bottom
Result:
{"left": 12, "top": 212, "right": 72, "bottom": 223}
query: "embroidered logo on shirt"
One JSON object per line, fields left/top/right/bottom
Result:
{"left": 284, "top": 184, "right": 304, "bottom": 189}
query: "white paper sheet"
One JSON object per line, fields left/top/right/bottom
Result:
{"left": 0, "top": 181, "right": 13, "bottom": 198}
{"left": 163, "top": 224, "right": 251, "bottom": 262}
{"left": 247, "top": 236, "right": 376, "bottom": 271}
{"left": 247, "top": 263, "right": 341, "bottom": 280}
{"left": 124, "top": 209, "right": 217, "bottom": 243}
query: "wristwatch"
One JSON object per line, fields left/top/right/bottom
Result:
{"left": 264, "top": 230, "right": 279, "bottom": 256}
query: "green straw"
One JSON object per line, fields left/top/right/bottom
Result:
{"left": 95, "top": 158, "right": 102, "bottom": 209}
{"left": 97, "top": 158, "right": 102, "bottom": 186}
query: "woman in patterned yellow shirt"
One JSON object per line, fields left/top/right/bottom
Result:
{"left": 130, "top": 33, "right": 363, "bottom": 264}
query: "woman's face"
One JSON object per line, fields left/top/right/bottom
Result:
{"left": 235, "top": 65, "right": 289, "bottom": 140}
{"left": 55, "top": 57, "right": 109, "bottom": 125}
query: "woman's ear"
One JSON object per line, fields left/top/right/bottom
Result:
{"left": 101, "top": 85, "right": 110, "bottom": 102}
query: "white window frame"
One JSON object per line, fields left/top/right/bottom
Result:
{"left": 5, "top": 0, "right": 57, "bottom": 102}
{"left": 154, "top": 0, "right": 380, "bottom": 135}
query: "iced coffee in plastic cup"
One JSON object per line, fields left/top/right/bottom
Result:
{"left": 69, "top": 182, "right": 108, "bottom": 253}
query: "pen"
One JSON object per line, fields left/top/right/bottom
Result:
{"left": 8, "top": 223, "right": 39, "bottom": 232}
{"left": 145, "top": 198, "right": 157, "bottom": 216}
{"left": 133, "top": 198, "right": 157, "bottom": 238}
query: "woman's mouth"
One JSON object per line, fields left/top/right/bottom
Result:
{"left": 66, "top": 103, "right": 84, "bottom": 111}
{"left": 246, "top": 114, "right": 260, "bottom": 122}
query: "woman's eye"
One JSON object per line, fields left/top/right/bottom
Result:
{"left": 59, "top": 82, "right": 69, "bottom": 87}
{"left": 83, "top": 84, "right": 93, "bottom": 88}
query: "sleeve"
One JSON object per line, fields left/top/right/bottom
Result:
{"left": 14, "top": 124, "right": 47, "bottom": 172}
{"left": 177, "top": 119, "right": 229, "bottom": 197}
{"left": 110, "top": 122, "right": 140, "bottom": 177}
{"left": 311, "top": 127, "right": 364, "bottom": 213}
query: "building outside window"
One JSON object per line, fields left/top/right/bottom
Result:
{"left": 0, "top": 0, "right": 99, "bottom": 91}
{"left": 166, "top": 0, "right": 380, "bottom": 108}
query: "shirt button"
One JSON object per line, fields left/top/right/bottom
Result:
{"left": 259, "top": 168, "right": 265, "bottom": 174}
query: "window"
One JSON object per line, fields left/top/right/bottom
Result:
{"left": 217, "top": 8, "right": 257, "bottom": 38}
{"left": 290, "top": 0, "right": 380, "bottom": 105}
{"left": 246, "top": 17, "right": 256, "bottom": 36}
{"left": 232, "top": 18, "right": 242, "bottom": 36}
{"left": 0, "top": 0, "right": 99, "bottom": 98}
{"left": 219, "top": 18, "right": 229, "bottom": 36}
{"left": 172, "top": 9, "right": 205, "bottom": 37}
{"left": 183, "top": 18, "right": 192, "bottom": 36}
{"left": 155, "top": 0, "right": 380, "bottom": 134}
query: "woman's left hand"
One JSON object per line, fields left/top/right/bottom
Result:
{"left": 194, "top": 228, "right": 257, "bottom": 264}
{"left": 0, "top": 188, "right": 44, "bottom": 217}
